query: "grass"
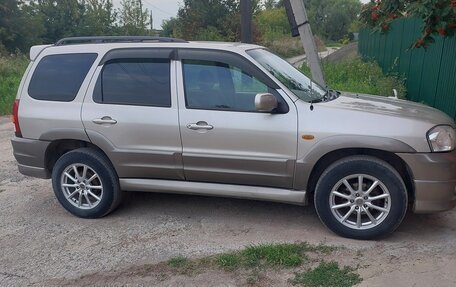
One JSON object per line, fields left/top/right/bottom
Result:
{"left": 0, "top": 55, "right": 29, "bottom": 115}
{"left": 290, "top": 261, "right": 362, "bottom": 287}
{"left": 167, "top": 256, "right": 188, "bottom": 268}
{"left": 301, "top": 57, "right": 407, "bottom": 99}
{"left": 158, "top": 242, "right": 361, "bottom": 286}
{"left": 146, "top": 242, "right": 362, "bottom": 287}
{"left": 217, "top": 243, "right": 309, "bottom": 270}
{"left": 166, "top": 242, "right": 339, "bottom": 273}
{"left": 262, "top": 36, "right": 305, "bottom": 58}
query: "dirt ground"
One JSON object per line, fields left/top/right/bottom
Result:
{"left": 0, "top": 116, "right": 455, "bottom": 286}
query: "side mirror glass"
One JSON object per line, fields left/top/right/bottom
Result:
{"left": 255, "top": 93, "right": 278, "bottom": 112}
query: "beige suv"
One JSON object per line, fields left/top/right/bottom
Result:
{"left": 11, "top": 36, "right": 456, "bottom": 239}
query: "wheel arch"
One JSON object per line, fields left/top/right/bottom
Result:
{"left": 44, "top": 139, "right": 112, "bottom": 175}
{"left": 305, "top": 148, "right": 415, "bottom": 205}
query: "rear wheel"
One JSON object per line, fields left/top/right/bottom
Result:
{"left": 314, "top": 156, "right": 407, "bottom": 240}
{"left": 52, "top": 148, "right": 121, "bottom": 218}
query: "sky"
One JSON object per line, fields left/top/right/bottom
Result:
{"left": 112, "top": 0, "right": 370, "bottom": 30}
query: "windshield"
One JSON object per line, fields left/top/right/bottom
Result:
{"left": 247, "top": 49, "right": 327, "bottom": 102}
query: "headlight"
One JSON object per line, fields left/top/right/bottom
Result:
{"left": 427, "top": 125, "right": 456, "bottom": 152}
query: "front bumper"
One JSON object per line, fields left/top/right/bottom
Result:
{"left": 11, "top": 136, "right": 51, "bottom": 179}
{"left": 398, "top": 151, "right": 456, "bottom": 213}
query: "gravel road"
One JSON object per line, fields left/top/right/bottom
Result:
{"left": 0, "top": 116, "right": 455, "bottom": 286}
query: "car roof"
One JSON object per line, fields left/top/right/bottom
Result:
{"left": 31, "top": 40, "right": 264, "bottom": 60}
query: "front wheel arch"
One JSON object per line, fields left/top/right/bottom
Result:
{"left": 306, "top": 148, "right": 415, "bottom": 206}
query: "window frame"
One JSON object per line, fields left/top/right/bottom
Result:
{"left": 179, "top": 49, "right": 289, "bottom": 114}
{"left": 94, "top": 57, "right": 172, "bottom": 108}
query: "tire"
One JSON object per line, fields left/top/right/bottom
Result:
{"left": 314, "top": 156, "right": 407, "bottom": 240}
{"left": 51, "top": 148, "right": 121, "bottom": 218}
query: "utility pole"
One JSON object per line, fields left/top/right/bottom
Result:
{"left": 240, "top": 0, "right": 252, "bottom": 43}
{"left": 150, "top": 10, "right": 153, "bottom": 31}
{"left": 287, "top": 0, "right": 326, "bottom": 87}
{"left": 139, "top": 0, "right": 143, "bottom": 30}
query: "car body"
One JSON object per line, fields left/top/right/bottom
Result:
{"left": 11, "top": 36, "right": 456, "bottom": 239}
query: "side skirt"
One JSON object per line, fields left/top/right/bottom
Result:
{"left": 119, "top": 178, "right": 307, "bottom": 206}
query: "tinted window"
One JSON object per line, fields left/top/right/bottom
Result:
{"left": 29, "top": 53, "right": 97, "bottom": 101}
{"left": 183, "top": 60, "right": 276, "bottom": 112}
{"left": 95, "top": 59, "right": 171, "bottom": 107}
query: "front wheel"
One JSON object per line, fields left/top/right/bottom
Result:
{"left": 314, "top": 156, "right": 408, "bottom": 240}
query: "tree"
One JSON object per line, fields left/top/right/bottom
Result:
{"left": 256, "top": 7, "right": 290, "bottom": 41}
{"left": 174, "top": 0, "right": 238, "bottom": 40}
{"left": 304, "top": 0, "right": 361, "bottom": 41}
{"left": 0, "top": 0, "right": 45, "bottom": 53}
{"left": 264, "top": 0, "right": 277, "bottom": 9}
{"left": 360, "top": 0, "right": 456, "bottom": 47}
{"left": 256, "top": 0, "right": 361, "bottom": 42}
{"left": 118, "top": 0, "right": 150, "bottom": 35}
{"left": 80, "top": 0, "right": 118, "bottom": 36}
{"left": 31, "top": 0, "right": 86, "bottom": 43}
{"left": 161, "top": 17, "right": 178, "bottom": 37}
{"left": 170, "top": 0, "right": 261, "bottom": 41}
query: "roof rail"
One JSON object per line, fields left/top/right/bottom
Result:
{"left": 55, "top": 36, "right": 188, "bottom": 46}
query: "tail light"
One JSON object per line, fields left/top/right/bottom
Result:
{"left": 12, "top": 99, "right": 22, "bottom": 137}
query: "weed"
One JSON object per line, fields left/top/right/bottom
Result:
{"left": 242, "top": 243, "right": 306, "bottom": 267}
{"left": 290, "top": 261, "right": 362, "bottom": 287}
{"left": 217, "top": 253, "right": 241, "bottom": 270}
{"left": 167, "top": 256, "right": 188, "bottom": 269}
{"left": 301, "top": 57, "right": 407, "bottom": 98}
{"left": 214, "top": 242, "right": 329, "bottom": 271}
{"left": 312, "top": 243, "right": 339, "bottom": 254}
{"left": 0, "top": 55, "right": 29, "bottom": 115}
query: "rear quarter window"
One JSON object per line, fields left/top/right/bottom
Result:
{"left": 28, "top": 53, "right": 97, "bottom": 101}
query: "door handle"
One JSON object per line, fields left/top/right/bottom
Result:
{"left": 93, "top": 116, "right": 117, "bottom": 125}
{"left": 186, "top": 121, "right": 214, "bottom": 130}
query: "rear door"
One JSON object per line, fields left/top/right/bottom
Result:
{"left": 176, "top": 49, "right": 298, "bottom": 188}
{"left": 82, "top": 48, "right": 184, "bottom": 180}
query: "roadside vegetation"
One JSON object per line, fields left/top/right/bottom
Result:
{"left": 164, "top": 242, "right": 362, "bottom": 286}
{"left": 0, "top": 55, "right": 28, "bottom": 116}
{"left": 301, "top": 57, "right": 407, "bottom": 98}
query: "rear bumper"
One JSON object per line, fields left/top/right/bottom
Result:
{"left": 398, "top": 151, "right": 456, "bottom": 213}
{"left": 11, "top": 136, "right": 50, "bottom": 179}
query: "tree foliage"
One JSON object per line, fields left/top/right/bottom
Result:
{"left": 360, "top": 0, "right": 456, "bottom": 47}
{"left": 118, "top": 0, "right": 150, "bottom": 35}
{"left": 1, "top": 0, "right": 363, "bottom": 54}
{"left": 0, "top": 0, "right": 150, "bottom": 54}
{"left": 258, "top": 0, "right": 361, "bottom": 42}
{"left": 305, "top": 0, "right": 362, "bottom": 41}
{"left": 165, "top": 0, "right": 261, "bottom": 41}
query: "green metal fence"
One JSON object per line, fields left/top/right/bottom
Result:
{"left": 359, "top": 18, "right": 456, "bottom": 121}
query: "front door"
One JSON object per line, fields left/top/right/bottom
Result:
{"left": 177, "top": 51, "right": 298, "bottom": 188}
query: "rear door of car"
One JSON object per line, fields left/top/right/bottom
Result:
{"left": 82, "top": 48, "right": 184, "bottom": 180}
{"left": 176, "top": 49, "right": 298, "bottom": 188}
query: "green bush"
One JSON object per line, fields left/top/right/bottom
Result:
{"left": 301, "top": 57, "right": 406, "bottom": 98}
{"left": 0, "top": 55, "right": 29, "bottom": 115}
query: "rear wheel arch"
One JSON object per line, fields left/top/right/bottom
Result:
{"left": 44, "top": 139, "right": 114, "bottom": 175}
{"left": 306, "top": 148, "right": 415, "bottom": 205}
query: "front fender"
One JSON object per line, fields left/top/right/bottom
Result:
{"left": 293, "top": 135, "right": 416, "bottom": 190}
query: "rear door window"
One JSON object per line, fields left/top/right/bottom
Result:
{"left": 94, "top": 59, "right": 171, "bottom": 107}
{"left": 28, "top": 53, "right": 97, "bottom": 101}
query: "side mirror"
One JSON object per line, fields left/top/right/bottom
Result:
{"left": 255, "top": 93, "right": 278, "bottom": 113}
